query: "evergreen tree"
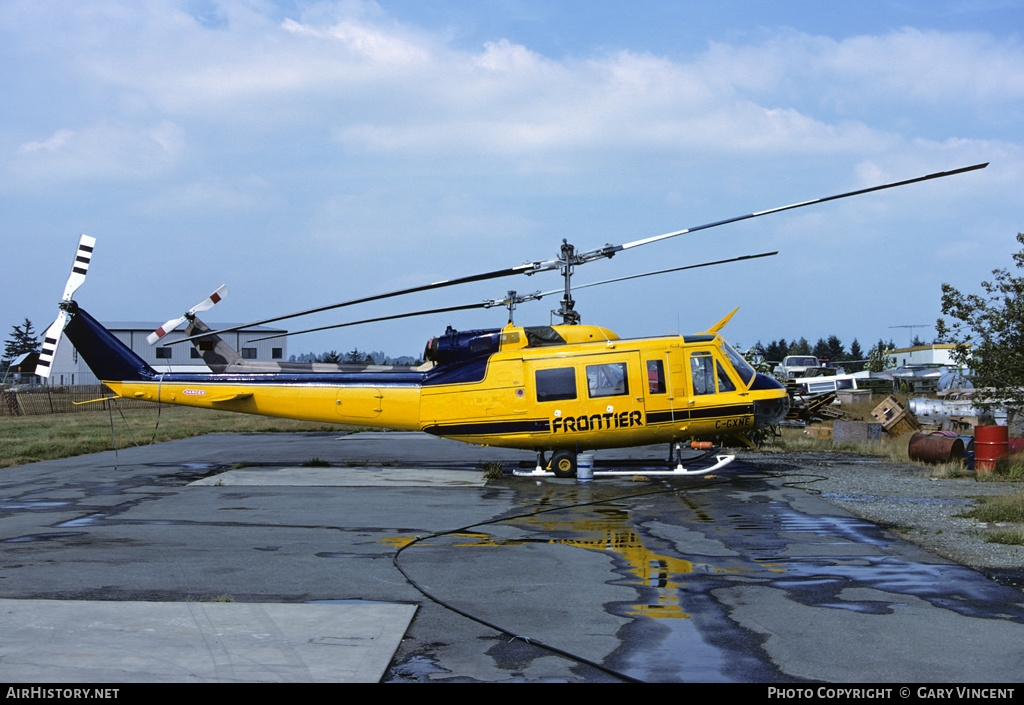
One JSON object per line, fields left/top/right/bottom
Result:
{"left": 2, "top": 319, "right": 39, "bottom": 382}
{"left": 849, "top": 338, "right": 864, "bottom": 361}
{"left": 766, "top": 339, "right": 787, "bottom": 362}
{"left": 3, "top": 319, "right": 39, "bottom": 362}
{"left": 825, "top": 335, "right": 845, "bottom": 362}
{"left": 789, "top": 337, "right": 811, "bottom": 355}
{"left": 812, "top": 338, "right": 830, "bottom": 360}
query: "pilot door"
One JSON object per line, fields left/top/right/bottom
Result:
{"left": 683, "top": 348, "right": 752, "bottom": 435}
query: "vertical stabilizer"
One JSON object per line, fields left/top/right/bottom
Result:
{"left": 62, "top": 305, "right": 157, "bottom": 383}
{"left": 184, "top": 317, "right": 242, "bottom": 373}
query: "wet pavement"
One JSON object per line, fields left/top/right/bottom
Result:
{"left": 1, "top": 431, "right": 1023, "bottom": 682}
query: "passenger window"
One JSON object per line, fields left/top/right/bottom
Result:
{"left": 646, "top": 359, "right": 666, "bottom": 394}
{"left": 586, "top": 362, "right": 628, "bottom": 398}
{"left": 690, "top": 352, "right": 715, "bottom": 395}
{"left": 536, "top": 367, "right": 577, "bottom": 402}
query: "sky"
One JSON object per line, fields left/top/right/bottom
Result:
{"left": 2, "top": 0, "right": 1023, "bottom": 362}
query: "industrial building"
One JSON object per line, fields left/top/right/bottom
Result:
{"left": 41, "top": 321, "right": 287, "bottom": 386}
{"left": 885, "top": 344, "right": 958, "bottom": 369}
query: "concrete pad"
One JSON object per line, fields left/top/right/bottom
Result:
{"left": 0, "top": 600, "right": 416, "bottom": 683}
{"left": 189, "top": 466, "right": 487, "bottom": 487}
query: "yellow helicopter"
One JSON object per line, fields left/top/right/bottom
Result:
{"left": 36, "top": 163, "right": 986, "bottom": 478}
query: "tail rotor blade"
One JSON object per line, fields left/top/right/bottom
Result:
{"left": 36, "top": 312, "right": 67, "bottom": 379}
{"left": 188, "top": 284, "right": 229, "bottom": 315}
{"left": 148, "top": 285, "right": 229, "bottom": 345}
{"left": 147, "top": 316, "right": 188, "bottom": 346}
{"left": 62, "top": 235, "right": 96, "bottom": 302}
{"left": 39, "top": 235, "right": 95, "bottom": 378}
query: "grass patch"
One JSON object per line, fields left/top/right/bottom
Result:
{"left": 961, "top": 490, "right": 1024, "bottom": 524}
{"left": 768, "top": 425, "right": 900, "bottom": 457}
{"left": 989, "top": 452, "right": 1024, "bottom": 481}
{"left": 961, "top": 490, "right": 1024, "bottom": 546}
{"left": 984, "top": 529, "right": 1024, "bottom": 546}
{"left": 0, "top": 404, "right": 356, "bottom": 469}
{"left": 480, "top": 461, "right": 506, "bottom": 481}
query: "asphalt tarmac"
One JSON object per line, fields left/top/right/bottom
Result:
{"left": 1, "top": 431, "right": 1023, "bottom": 683}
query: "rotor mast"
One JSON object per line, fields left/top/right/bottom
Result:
{"left": 555, "top": 239, "right": 581, "bottom": 325}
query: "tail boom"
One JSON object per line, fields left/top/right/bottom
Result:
{"left": 63, "top": 305, "right": 423, "bottom": 428}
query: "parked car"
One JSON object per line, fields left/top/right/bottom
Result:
{"left": 774, "top": 355, "right": 822, "bottom": 381}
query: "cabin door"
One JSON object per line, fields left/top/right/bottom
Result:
{"left": 576, "top": 351, "right": 645, "bottom": 440}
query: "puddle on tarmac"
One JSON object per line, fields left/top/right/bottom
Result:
{"left": 1, "top": 531, "right": 85, "bottom": 543}
{"left": 0, "top": 499, "right": 70, "bottom": 512}
{"left": 386, "top": 482, "right": 1024, "bottom": 681}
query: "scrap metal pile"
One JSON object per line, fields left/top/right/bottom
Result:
{"left": 784, "top": 385, "right": 860, "bottom": 425}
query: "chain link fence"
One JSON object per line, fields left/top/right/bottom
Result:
{"left": 1, "top": 386, "right": 154, "bottom": 416}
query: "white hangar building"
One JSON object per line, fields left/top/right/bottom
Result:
{"left": 44, "top": 321, "right": 287, "bottom": 386}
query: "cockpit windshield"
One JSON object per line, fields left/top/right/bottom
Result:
{"left": 722, "top": 341, "right": 756, "bottom": 387}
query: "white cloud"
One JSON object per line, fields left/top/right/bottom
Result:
{"left": 18, "top": 129, "right": 75, "bottom": 153}
{"left": 11, "top": 120, "right": 184, "bottom": 183}
{"left": 5, "top": 3, "right": 1017, "bottom": 167}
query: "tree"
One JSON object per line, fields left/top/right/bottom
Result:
{"left": 825, "top": 335, "right": 845, "bottom": 363}
{"left": 2, "top": 319, "right": 39, "bottom": 382}
{"left": 789, "top": 337, "right": 811, "bottom": 355}
{"left": 343, "top": 348, "right": 374, "bottom": 365}
{"left": 936, "top": 232, "right": 1024, "bottom": 412}
{"left": 765, "top": 339, "right": 787, "bottom": 363}
{"left": 849, "top": 338, "right": 864, "bottom": 361}
{"left": 813, "top": 337, "right": 829, "bottom": 360}
{"left": 866, "top": 339, "right": 893, "bottom": 373}
{"left": 3, "top": 319, "right": 39, "bottom": 362}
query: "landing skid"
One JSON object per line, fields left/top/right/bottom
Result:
{"left": 512, "top": 453, "right": 735, "bottom": 478}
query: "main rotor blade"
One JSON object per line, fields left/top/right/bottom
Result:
{"left": 251, "top": 251, "right": 779, "bottom": 342}
{"left": 172, "top": 162, "right": 986, "bottom": 345}
{"left": 562, "top": 251, "right": 778, "bottom": 295}
{"left": 171, "top": 264, "right": 536, "bottom": 345}
{"left": 250, "top": 303, "right": 489, "bottom": 342}
{"left": 611, "top": 163, "right": 988, "bottom": 254}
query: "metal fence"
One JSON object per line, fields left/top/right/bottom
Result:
{"left": 1, "top": 386, "right": 155, "bottom": 416}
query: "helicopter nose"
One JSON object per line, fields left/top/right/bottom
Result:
{"left": 751, "top": 373, "right": 789, "bottom": 427}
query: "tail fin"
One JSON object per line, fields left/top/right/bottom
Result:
{"left": 62, "top": 304, "right": 157, "bottom": 382}
{"left": 184, "top": 316, "right": 242, "bottom": 373}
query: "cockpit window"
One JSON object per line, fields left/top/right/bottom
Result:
{"left": 691, "top": 352, "right": 715, "bottom": 395}
{"left": 722, "top": 341, "right": 755, "bottom": 387}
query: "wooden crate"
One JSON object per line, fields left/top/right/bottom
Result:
{"left": 871, "top": 395, "right": 920, "bottom": 436}
{"left": 883, "top": 409, "right": 919, "bottom": 437}
{"left": 871, "top": 395, "right": 903, "bottom": 424}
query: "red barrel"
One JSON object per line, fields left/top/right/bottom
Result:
{"left": 908, "top": 433, "right": 965, "bottom": 464}
{"left": 975, "top": 425, "right": 1009, "bottom": 472}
